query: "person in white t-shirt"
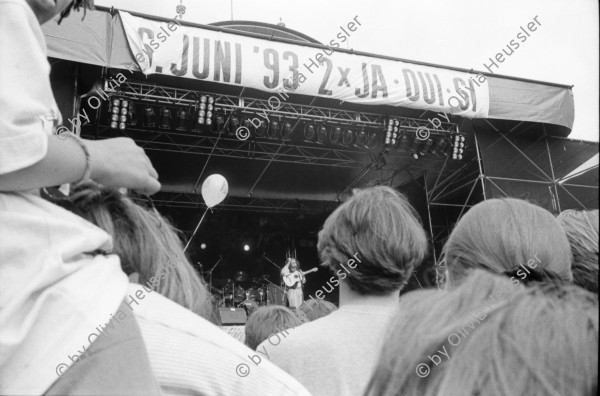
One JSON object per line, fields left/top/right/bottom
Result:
{"left": 258, "top": 186, "right": 429, "bottom": 396}
{"left": 0, "top": 1, "right": 161, "bottom": 394}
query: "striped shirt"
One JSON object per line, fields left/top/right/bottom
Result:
{"left": 129, "top": 284, "right": 311, "bottom": 396}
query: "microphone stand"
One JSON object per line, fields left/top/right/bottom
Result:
{"left": 208, "top": 256, "right": 222, "bottom": 296}
{"left": 264, "top": 256, "right": 287, "bottom": 306}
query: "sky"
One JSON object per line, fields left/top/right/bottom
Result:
{"left": 96, "top": 0, "right": 599, "bottom": 142}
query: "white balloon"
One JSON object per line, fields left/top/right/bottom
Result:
{"left": 201, "top": 174, "right": 228, "bottom": 208}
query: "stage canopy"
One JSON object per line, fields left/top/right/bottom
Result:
{"left": 43, "top": 7, "right": 574, "bottom": 133}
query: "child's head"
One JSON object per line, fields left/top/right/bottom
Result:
{"left": 26, "top": 0, "right": 94, "bottom": 25}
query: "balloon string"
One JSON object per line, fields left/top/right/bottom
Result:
{"left": 183, "top": 207, "right": 209, "bottom": 253}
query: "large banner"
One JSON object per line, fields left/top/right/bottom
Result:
{"left": 120, "top": 12, "right": 490, "bottom": 118}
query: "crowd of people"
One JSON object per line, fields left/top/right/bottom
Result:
{"left": 0, "top": 0, "right": 598, "bottom": 395}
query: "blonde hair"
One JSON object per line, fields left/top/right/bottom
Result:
{"left": 557, "top": 209, "right": 599, "bottom": 293}
{"left": 244, "top": 306, "right": 303, "bottom": 350}
{"left": 365, "top": 270, "right": 598, "bottom": 396}
{"left": 68, "top": 181, "right": 218, "bottom": 324}
{"left": 442, "top": 198, "right": 573, "bottom": 288}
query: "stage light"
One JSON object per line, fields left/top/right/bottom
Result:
{"left": 419, "top": 138, "right": 434, "bottom": 157}
{"left": 385, "top": 118, "right": 399, "bottom": 147}
{"left": 229, "top": 115, "right": 240, "bottom": 134}
{"left": 342, "top": 129, "right": 354, "bottom": 146}
{"left": 355, "top": 128, "right": 368, "bottom": 147}
{"left": 409, "top": 137, "right": 421, "bottom": 160}
{"left": 255, "top": 119, "right": 268, "bottom": 137}
{"left": 196, "top": 95, "right": 216, "bottom": 128}
{"left": 143, "top": 106, "right": 156, "bottom": 128}
{"left": 398, "top": 133, "right": 410, "bottom": 150}
{"left": 211, "top": 113, "right": 225, "bottom": 134}
{"left": 159, "top": 107, "right": 171, "bottom": 129}
{"left": 304, "top": 123, "right": 316, "bottom": 142}
{"left": 176, "top": 108, "right": 188, "bottom": 131}
{"left": 268, "top": 119, "right": 280, "bottom": 139}
{"left": 329, "top": 126, "right": 342, "bottom": 144}
{"left": 109, "top": 98, "right": 131, "bottom": 130}
{"left": 366, "top": 131, "right": 378, "bottom": 149}
{"left": 243, "top": 244, "right": 250, "bottom": 252}
{"left": 280, "top": 121, "right": 292, "bottom": 140}
{"left": 431, "top": 137, "right": 449, "bottom": 155}
{"left": 316, "top": 125, "right": 328, "bottom": 144}
{"left": 451, "top": 134, "right": 465, "bottom": 160}
{"left": 200, "top": 243, "right": 207, "bottom": 250}
{"left": 128, "top": 102, "right": 137, "bottom": 127}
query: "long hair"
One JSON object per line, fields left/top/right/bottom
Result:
{"left": 365, "top": 270, "right": 599, "bottom": 396}
{"left": 68, "top": 181, "right": 219, "bottom": 324}
{"left": 441, "top": 198, "right": 573, "bottom": 288}
{"left": 557, "top": 209, "right": 599, "bottom": 293}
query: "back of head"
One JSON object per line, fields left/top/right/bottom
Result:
{"left": 245, "top": 306, "right": 303, "bottom": 350}
{"left": 299, "top": 299, "right": 338, "bottom": 321}
{"left": 443, "top": 198, "right": 573, "bottom": 288}
{"left": 317, "top": 186, "right": 428, "bottom": 295}
{"left": 366, "top": 270, "right": 599, "bottom": 396}
{"left": 557, "top": 209, "right": 599, "bottom": 293}
{"left": 68, "top": 181, "right": 219, "bottom": 324}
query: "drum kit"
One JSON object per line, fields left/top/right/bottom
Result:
{"left": 214, "top": 271, "right": 273, "bottom": 309}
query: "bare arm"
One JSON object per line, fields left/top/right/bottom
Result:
{"left": 0, "top": 135, "right": 160, "bottom": 195}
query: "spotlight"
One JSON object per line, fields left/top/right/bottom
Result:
{"left": 316, "top": 125, "right": 328, "bottom": 144}
{"left": 159, "top": 107, "right": 171, "bottom": 129}
{"left": 398, "top": 134, "right": 410, "bottom": 150}
{"left": 409, "top": 137, "right": 421, "bottom": 160}
{"left": 329, "top": 126, "right": 342, "bottom": 144}
{"left": 255, "top": 119, "right": 268, "bottom": 137}
{"left": 419, "top": 138, "right": 434, "bottom": 157}
{"left": 109, "top": 98, "right": 130, "bottom": 130}
{"left": 211, "top": 113, "right": 225, "bottom": 134}
{"left": 243, "top": 244, "right": 250, "bottom": 252}
{"left": 268, "top": 119, "right": 280, "bottom": 139}
{"left": 384, "top": 118, "right": 399, "bottom": 147}
{"left": 128, "top": 102, "right": 137, "bottom": 127}
{"left": 451, "top": 134, "right": 465, "bottom": 160}
{"left": 280, "top": 121, "right": 292, "bottom": 140}
{"left": 355, "top": 128, "right": 368, "bottom": 148}
{"left": 342, "top": 129, "right": 354, "bottom": 146}
{"left": 228, "top": 115, "right": 240, "bottom": 134}
{"left": 176, "top": 108, "right": 189, "bottom": 131}
{"left": 196, "top": 95, "right": 216, "bottom": 128}
{"left": 366, "top": 131, "right": 378, "bottom": 149}
{"left": 304, "top": 123, "right": 316, "bottom": 142}
{"left": 431, "top": 137, "right": 449, "bottom": 155}
{"left": 200, "top": 243, "right": 207, "bottom": 250}
{"left": 143, "top": 105, "right": 156, "bottom": 128}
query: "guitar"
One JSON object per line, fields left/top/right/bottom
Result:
{"left": 283, "top": 267, "right": 318, "bottom": 287}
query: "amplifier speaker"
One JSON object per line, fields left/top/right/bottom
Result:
{"left": 219, "top": 307, "right": 247, "bottom": 325}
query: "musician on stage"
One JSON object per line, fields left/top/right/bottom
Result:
{"left": 281, "top": 258, "right": 305, "bottom": 309}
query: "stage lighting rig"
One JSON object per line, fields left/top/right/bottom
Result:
{"left": 316, "top": 125, "right": 328, "bottom": 144}
{"left": 452, "top": 134, "right": 466, "bottom": 160}
{"left": 280, "top": 120, "right": 293, "bottom": 140}
{"left": 159, "top": 107, "right": 172, "bottom": 129}
{"left": 108, "top": 98, "right": 130, "bottom": 130}
{"left": 303, "top": 123, "right": 316, "bottom": 142}
{"left": 355, "top": 128, "right": 368, "bottom": 148}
